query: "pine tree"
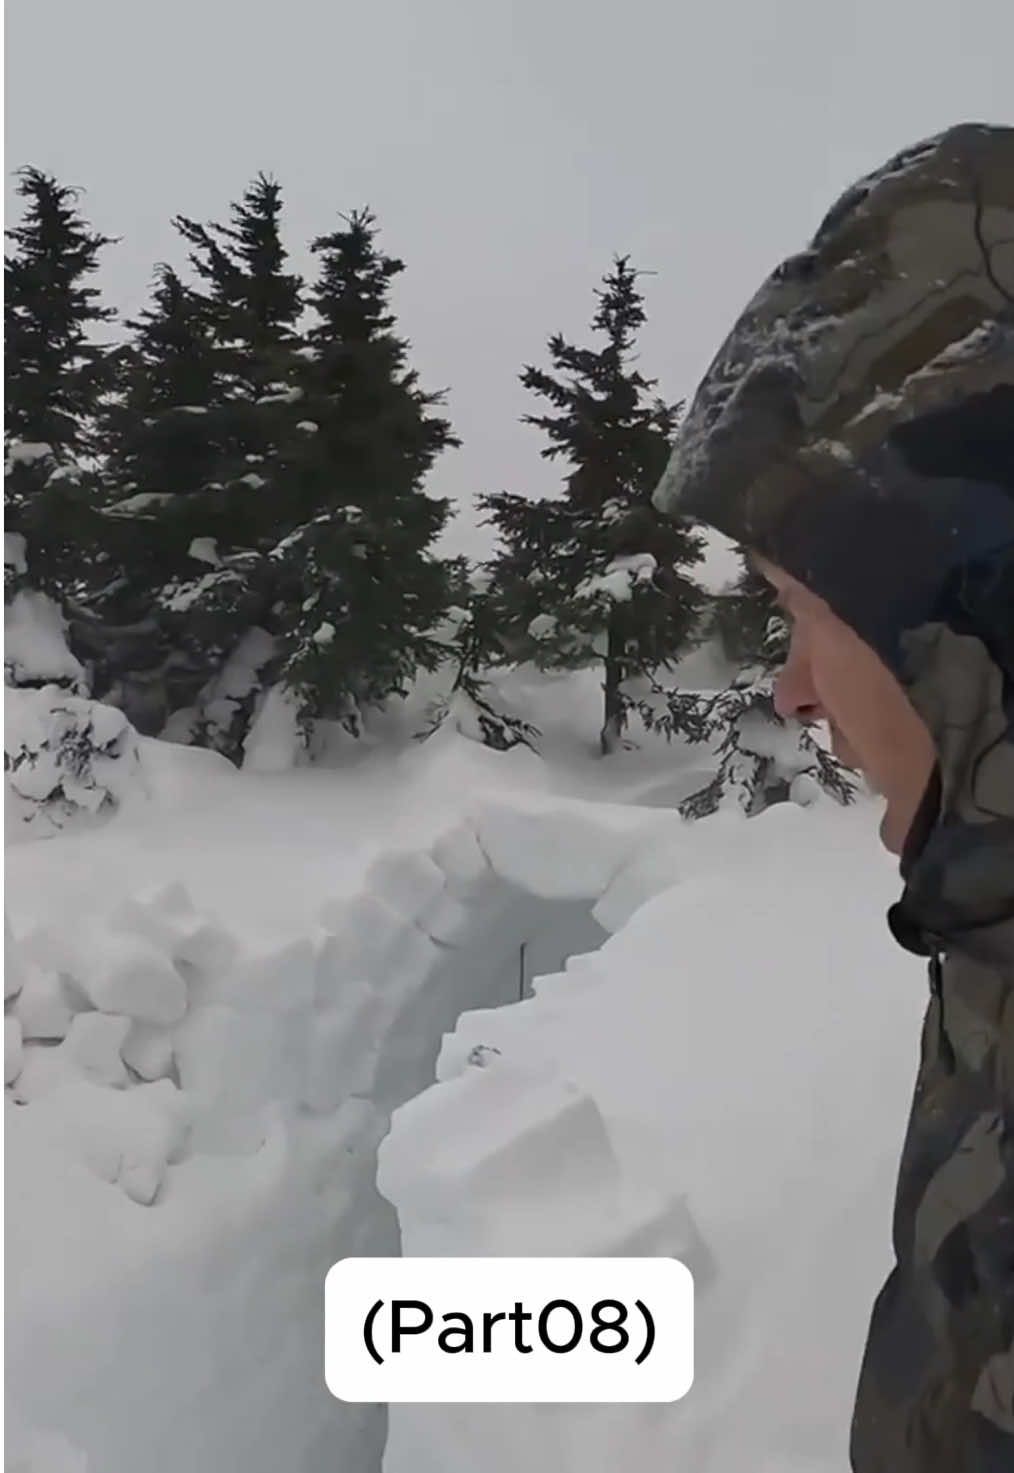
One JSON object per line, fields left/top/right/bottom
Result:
{"left": 5, "top": 167, "right": 117, "bottom": 600}
{"left": 68, "top": 177, "right": 303, "bottom": 736}
{"left": 637, "top": 560, "right": 855, "bottom": 818}
{"left": 170, "top": 173, "right": 304, "bottom": 544}
{"left": 416, "top": 583, "right": 541, "bottom": 751}
{"left": 97, "top": 264, "right": 223, "bottom": 619}
{"left": 103, "top": 175, "right": 309, "bottom": 735}
{"left": 480, "top": 257, "right": 705, "bottom": 754}
{"left": 268, "top": 208, "right": 457, "bottom": 729}
{"left": 709, "top": 561, "right": 786, "bottom": 671}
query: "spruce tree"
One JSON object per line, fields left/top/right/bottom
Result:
{"left": 110, "top": 175, "right": 309, "bottom": 732}
{"left": 5, "top": 167, "right": 117, "bottom": 599}
{"left": 98, "top": 265, "right": 223, "bottom": 618}
{"left": 638, "top": 561, "right": 855, "bottom": 818}
{"left": 75, "top": 177, "right": 303, "bottom": 734}
{"left": 709, "top": 561, "right": 786, "bottom": 670}
{"left": 268, "top": 208, "right": 457, "bottom": 730}
{"left": 480, "top": 257, "right": 705, "bottom": 753}
{"left": 416, "top": 578, "right": 541, "bottom": 751}
{"left": 170, "top": 173, "right": 304, "bottom": 545}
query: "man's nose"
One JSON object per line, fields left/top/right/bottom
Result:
{"left": 773, "top": 643, "right": 824, "bottom": 724}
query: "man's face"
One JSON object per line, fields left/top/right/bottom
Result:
{"left": 756, "top": 558, "right": 936, "bottom": 855}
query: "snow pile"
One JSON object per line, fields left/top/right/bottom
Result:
{"left": 188, "top": 537, "right": 220, "bottom": 567}
{"left": 6, "top": 875, "right": 388, "bottom": 1473}
{"left": 379, "top": 800, "right": 924, "bottom": 1473}
{"left": 5, "top": 439, "right": 55, "bottom": 469}
{"left": 6, "top": 782, "right": 669, "bottom": 1473}
{"left": 5, "top": 686, "right": 144, "bottom": 837}
{"left": 181, "top": 626, "right": 277, "bottom": 760}
{"left": 576, "top": 552, "right": 657, "bottom": 603}
{"left": 5, "top": 704, "right": 923, "bottom": 1473}
{"left": 242, "top": 682, "right": 305, "bottom": 772}
{"left": 104, "top": 491, "right": 175, "bottom": 517}
{"left": 5, "top": 531, "right": 29, "bottom": 577}
{"left": 5, "top": 590, "right": 86, "bottom": 690}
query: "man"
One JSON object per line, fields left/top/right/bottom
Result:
{"left": 653, "top": 123, "right": 1014, "bottom": 1470}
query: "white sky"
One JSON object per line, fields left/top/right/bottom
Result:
{"left": 6, "top": 0, "right": 1012, "bottom": 564}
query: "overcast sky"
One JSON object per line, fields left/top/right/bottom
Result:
{"left": 7, "top": 0, "right": 1012, "bottom": 564}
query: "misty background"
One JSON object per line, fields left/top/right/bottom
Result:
{"left": 6, "top": 0, "right": 1012, "bottom": 565}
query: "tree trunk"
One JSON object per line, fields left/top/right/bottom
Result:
{"left": 600, "top": 613, "right": 626, "bottom": 755}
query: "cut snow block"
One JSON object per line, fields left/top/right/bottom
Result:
{"left": 434, "top": 1002, "right": 556, "bottom": 1085}
{"left": 609, "top": 1190, "right": 716, "bottom": 1287}
{"left": 62, "top": 1011, "right": 131, "bottom": 1087}
{"left": 119, "top": 1161, "right": 163, "bottom": 1207}
{"left": 70, "top": 930, "right": 188, "bottom": 1025}
{"left": 174, "top": 1004, "right": 306, "bottom": 1116}
{"left": 109, "top": 895, "right": 238, "bottom": 980}
{"left": 13, "top": 969, "right": 77, "bottom": 1041}
{"left": 172, "top": 917, "right": 239, "bottom": 979}
{"left": 9, "top": 1042, "right": 78, "bottom": 1102}
{"left": 140, "top": 879, "right": 196, "bottom": 917}
{"left": 366, "top": 850, "right": 447, "bottom": 925}
{"left": 476, "top": 804, "right": 633, "bottom": 901}
{"left": 312, "top": 928, "right": 353, "bottom": 1009}
{"left": 379, "top": 1066, "right": 620, "bottom": 1225}
{"left": 315, "top": 894, "right": 436, "bottom": 990}
{"left": 429, "top": 822, "right": 497, "bottom": 901}
{"left": 301, "top": 984, "right": 384, "bottom": 1112}
{"left": 436, "top": 1032, "right": 508, "bottom": 1082}
{"left": 108, "top": 895, "right": 181, "bottom": 954}
{"left": 317, "top": 894, "right": 400, "bottom": 976}
{"left": 16, "top": 921, "right": 68, "bottom": 973}
{"left": 121, "top": 1020, "right": 175, "bottom": 1081}
{"left": 5, "top": 1015, "right": 24, "bottom": 1084}
{"left": 28, "top": 1076, "right": 188, "bottom": 1204}
{"left": 593, "top": 843, "right": 684, "bottom": 933}
{"left": 377, "top": 923, "right": 441, "bottom": 1000}
{"left": 417, "top": 888, "right": 471, "bottom": 946}
{"left": 316, "top": 893, "right": 354, "bottom": 934}
{"left": 215, "top": 936, "right": 314, "bottom": 1013}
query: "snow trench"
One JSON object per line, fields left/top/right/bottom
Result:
{"left": 6, "top": 797, "right": 678, "bottom": 1473}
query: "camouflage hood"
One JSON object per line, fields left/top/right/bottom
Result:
{"left": 653, "top": 122, "right": 1014, "bottom": 968}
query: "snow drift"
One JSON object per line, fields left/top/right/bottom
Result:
{"left": 5, "top": 719, "right": 926, "bottom": 1473}
{"left": 6, "top": 782, "right": 674, "bottom": 1472}
{"left": 380, "top": 801, "right": 925, "bottom": 1473}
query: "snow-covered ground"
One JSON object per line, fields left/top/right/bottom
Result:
{"left": 5, "top": 666, "right": 926, "bottom": 1473}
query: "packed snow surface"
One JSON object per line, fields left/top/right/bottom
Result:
{"left": 5, "top": 667, "right": 926, "bottom": 1472}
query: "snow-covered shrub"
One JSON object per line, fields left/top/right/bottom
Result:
{"left": 638, "top": 674, "right": 856, "bottom": 819}
{"left": 5, "top": 589, "right": 87, "bottom": 692}
{"left": 4, "top": 530, "right": 30, "bottom": 600}
{"left": 242, "top": 683, "right": 308, "bottom": 773}
{"left": 419, "top": 677, "right": 541, "bottom": 752}
{"left": 416, "top": 603, "right": 540, "bottom": 752}
{"left": 187, "top": 626, "right": 278, "bottom": 763}
{"left": 5, "top": 686, "right": 143, "bottom": 834}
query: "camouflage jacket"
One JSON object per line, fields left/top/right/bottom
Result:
{"left": 652, "top": 124, "right": 1014, "bottom": 1469}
